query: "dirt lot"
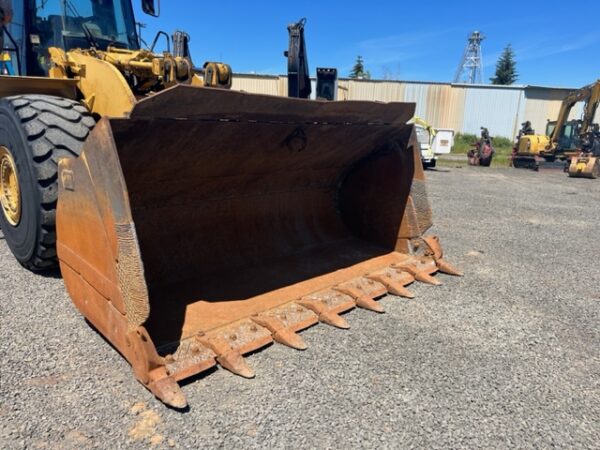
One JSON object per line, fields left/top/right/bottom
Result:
{"left": 1, "top": 166, "right": 599, "bottom": 449}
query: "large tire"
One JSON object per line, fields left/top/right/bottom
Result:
{"left": 0, "top": 95, "right": 95, "bottom": 270}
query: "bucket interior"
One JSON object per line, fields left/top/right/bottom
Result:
{"left": 109, "top": 95, "right": 416, "bottom": 347}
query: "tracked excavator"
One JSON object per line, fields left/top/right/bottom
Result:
{"left": 0, "top": 0, "right": 462, "bottom": 408}
{"left": 567, "top": 81, "right": 600, "bottom": 178}
{"left": 513, "top": 80, "right": 600, "bottom": 175}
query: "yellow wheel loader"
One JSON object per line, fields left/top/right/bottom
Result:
{"left": 0, "top": 0, "right": 462, "bottom": 408}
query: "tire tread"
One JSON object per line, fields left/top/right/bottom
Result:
{"left": 6, "top": 95, "right": 95, "bottom": 270}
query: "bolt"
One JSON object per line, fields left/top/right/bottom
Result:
{"left": 250, "top": 325, "right": 258, "bottom": 332}
{"left": 230, "top": 334, "right": 237, "bottom": 341}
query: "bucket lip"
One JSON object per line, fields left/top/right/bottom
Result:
{"left": 127, "top": 84, "right": 416, "bottom": 126}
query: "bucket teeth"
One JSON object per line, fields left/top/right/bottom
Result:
{"left": 436, "top": 258, "right": 464, "bottom": 277}
{"left": 393, "top": 263, "right": 441, "bottom": 286}
{"left": 367, "top": 271, "right": 415, "bottom": 298}
{"left": 298, "top": 290, "right": 355, "bottom": 329}
{"left": 334, "top": 285, "right": 385, "bottom": 313}
{"left": 392, "top": 257, "right": 442, "bottom": 286}
{"left": 216, "top": 351, "right": 255, "bottom": 379}
{"left": 422, "top": 235, "right": 463, "bottom": 276}
{"left": 200, "top": 336, "right": 255, "bottom": 378}
{"left": 422, "top": 235, "right": 444, "bottom": 259}
{"left": 147, "top": 369, "right": 188, "bottom": 409}
{"left": 296, "top": 299, "right": 350, "bottom": 329}
{"left": 355, "top": 295, "right": 385, "bottom": 313}
{"left": 252, "top": 316, "right": 308, "bottom": 350}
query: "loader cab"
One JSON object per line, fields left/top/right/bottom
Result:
{"left": 9, "top": 0, "right": 140, "bottom": 76}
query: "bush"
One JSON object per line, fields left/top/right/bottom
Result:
{"left": 452, "top": 133, "right": 478, "bottom": 154}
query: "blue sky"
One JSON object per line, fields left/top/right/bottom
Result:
{"left": 133, "top": 0, "right": 600, "bottom": 88}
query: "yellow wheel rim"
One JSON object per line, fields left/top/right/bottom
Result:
{"left": 0, "top": 145, "right": 21, "bottom": 226}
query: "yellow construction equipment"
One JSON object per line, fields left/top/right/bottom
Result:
{"left": 513, "top": 80, "right": 600, "bottom": 174}
{"left": 0, "top": 1, "right": 461, "bottom": 408}
{"left": 566, "top": 81, "right": 600, "bottom": 178}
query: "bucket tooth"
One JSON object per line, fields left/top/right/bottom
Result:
{"left": 200, "top": 336, "right": 255, "bottom": 378}
{"left": 157, "top": 338, "right": 217, "bottom": 382}
{"left": 217, "top": 351, "right": 255, "bottom": 379}
{"left": 147, "top": 369, "right": 188, "bottom": 409}
{"left": 319, "top": 311, "right": 351, "bottom": 329}
{"left": 297, "top": 299, "right": 350, "bottom": 329}
{"left": 436, "top": 258, "right": 464, "bottom": 277}
{"left": 393, "top": 263, "right": 441, "bottom": 286}
{"left": 422, "top": 235, "right": 444, "bottom": 259}
{"left": 334, "top": 285, "right": 384, "bottom": 313}
{"left": 422, "top": 236, "right": 463, "bottom": 276}
{"left": 367, "top": 270, "right": 415, "bottom": 298}
{"left": 398, "top": 257, "right": 441, "bottom": 285}
{"left": 298, "top": 290, "right": 354, "bottom": 329}
{"left": 197, "top": 319, "right": 273, "bottom": 378}
{"left": 252, "top": 315, "right": 308, "bottom": 350}
{"left": 355, "top": 295, "right": 385, "bottom": 313}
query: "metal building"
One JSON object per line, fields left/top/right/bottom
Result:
{"left": 230, "top": 74, "right": 590, "bottom": 139}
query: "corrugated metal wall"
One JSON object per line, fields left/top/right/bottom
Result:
{"left": 524, "top": 87, "right": 584, "bottom": 136}
{"left": 462, "top": 86, "right": 525, "bottom": 137}
{"left": 231, "top": 74, "right": 585, "bottom": 138}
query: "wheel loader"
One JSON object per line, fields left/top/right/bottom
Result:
{"left": 0, "top": 0, "right": 462, "bottom": 408}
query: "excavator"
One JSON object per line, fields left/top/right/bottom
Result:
{"left": 513, "top": 80, "right": 600, "bottom": 174}
{"left": 567, "top": 81, "right": 600, "bottom": 178}
{"left": 0, "top": 0, "right": 462, "bottom": 408}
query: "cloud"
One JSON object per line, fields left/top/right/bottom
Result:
{"left": 354, "top": 28, "right": 458, "bottom": 66}
{"left": 485, "top": 31, "right": 600, "bottom": 67}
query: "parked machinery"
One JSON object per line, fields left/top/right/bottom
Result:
{"left": 0, "top": 1, "right": 461, "bottom": 407}
{"left": 468, "top": 127, "right": 495, "bottom": 166}
{"left": 567, "top": 81, "right": 600, "bottom": 178}
{"left": 513, "top": 80, "right": 600, "bottom": 174}
{"left": 409, "top": 116, "right": 454, "bottom": 169}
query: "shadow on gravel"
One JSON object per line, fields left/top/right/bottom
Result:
{"left": 425, "top": 168, "right": 453, "bottom": 173}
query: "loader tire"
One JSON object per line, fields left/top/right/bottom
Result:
{"left": 0, "top": 95, "right": 95, "bottom": 271}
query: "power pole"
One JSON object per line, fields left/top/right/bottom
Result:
{"left": 454, "top": 31, "right": 485, "bottom": 84}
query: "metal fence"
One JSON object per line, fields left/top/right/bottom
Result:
{"left": 231, "top": 74, "right": 589, "bottom": 139}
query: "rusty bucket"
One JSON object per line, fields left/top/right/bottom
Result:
{"left": 56, "top": 85, "right": 461, "bottom": 407}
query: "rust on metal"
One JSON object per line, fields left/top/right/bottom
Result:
{"left": 55, "top": 85, "right": 462, "bottom": 408}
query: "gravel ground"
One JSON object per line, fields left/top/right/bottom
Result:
{"left": 1, "top": 166, "right": 599, "bottom": 449}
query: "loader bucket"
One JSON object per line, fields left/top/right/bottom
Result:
{"left": 56, "top": 85, "right": 461, "bottom": 408}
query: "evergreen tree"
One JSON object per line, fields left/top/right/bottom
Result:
{"left": 490, "top": 45, "right": 518, "bottom": 85}
{"left": 349, "top": 56, "right": 371, "bottom": 80}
